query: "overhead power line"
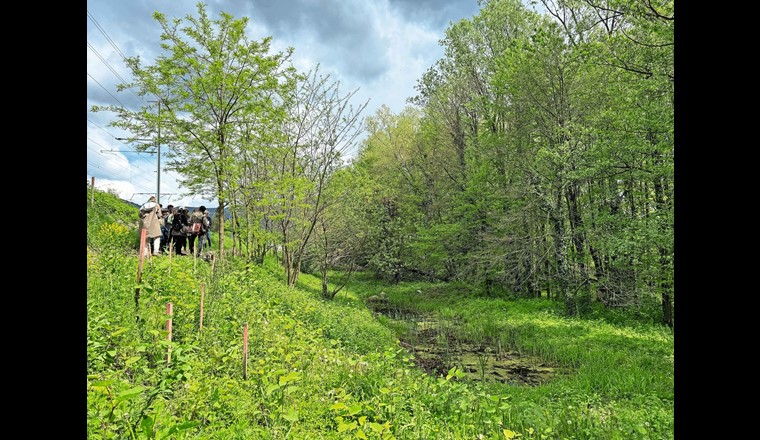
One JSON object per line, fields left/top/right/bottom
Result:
{"left": 87, "top": 145, "right": 157, "bottom": 185}
{"left": 87, "top": 42, "right": 129, "bottom": 86}
{"left": 87, "top": 73, "right": 128, "bottom": 108}
{"left": 86, "top": 10, "right": 212, "bottom": 206}
{"left": 87, "top": 10, "right": 148, "bottom": 107}
{"left": 87, "top": 10, "right": 128, "bottom": 60}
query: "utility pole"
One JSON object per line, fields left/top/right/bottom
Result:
{"left": 116, "top": 98, "right": 162, "bottom": 204}
{"left": 149, "top": 99, "right": 162, "bottom": 205}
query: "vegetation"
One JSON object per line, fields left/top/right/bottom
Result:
{"left": 88, "top": 1, "right": 674, "bottom": 437}
{"left": 92, "top": 0, "right": 673, "bottom": 326}
{"left": 87, "top": 184, "right": 673, "bottom": 439}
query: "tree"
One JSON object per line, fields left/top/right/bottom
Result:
{"left": 92, "top": 2, "right": 297, "bottom": 261}
{"left": 269, "top": 65, "right": 368, "bottom": 287}
{"left": 540, "top": 0, "right": 674, "bottom": 325}
{"left": 303, "top": 167, "right": 373, "bottom": 299}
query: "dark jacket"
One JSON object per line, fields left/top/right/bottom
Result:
{"left": 171, "top": 211, "right": 189, "bottom": 237}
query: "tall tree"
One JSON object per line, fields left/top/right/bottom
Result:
{"left": 92, "top": 3, "right": 297, "bottom": 260}
{"left": 270, "top": 66, "right": 368, "bottom": 287}
{"left": 540, "top": 0, "right": 674, "bottom": 324}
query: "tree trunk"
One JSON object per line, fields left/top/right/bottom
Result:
{"left": 218, "top": 201, "right": 226, "bottom": 260}
{"left": 549, "top": 191, "right": 571, "bottom": 313}
{"left": 653, "top": 156, "right": 673, "bottom": 327}
{"left": 565, "top": 183, "right": 588, "bottom": 284}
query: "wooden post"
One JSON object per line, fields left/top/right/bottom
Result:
{"left": 135, "top": 228, "right": 147, "bottom": 313}
{"left": 166, "top": 303, "right": 173, "bottom": 364}
{"left": 193, "top": 241, "right": 197, "bottom": 273}
{"left": 243, "top": 322, "right": 249, "bottom": 379}
{"left": 90, "top": 176, "right": 95, "bottom": 207}
{"left": 211, "top": 253, "right": 216, "bottom": 275}
{"left": 199, "top": 283, "right": 205, "bottom": 333}
{"left": 168, "top": 237, "right": 173, "bottom": 272}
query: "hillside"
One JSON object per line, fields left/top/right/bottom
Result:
{"left": 87, "top": 186, "right": 674, "bottom": 439}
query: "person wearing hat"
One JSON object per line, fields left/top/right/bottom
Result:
{"left": 139, "top": 196, "right": 163, "bottom": 257}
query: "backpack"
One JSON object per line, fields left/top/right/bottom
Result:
{"left": 190, "top": 212, "right": 203, "bottom": 234}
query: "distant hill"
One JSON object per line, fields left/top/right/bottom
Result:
{"left": 122, "top": 199, "right": 140, "bottom": 209}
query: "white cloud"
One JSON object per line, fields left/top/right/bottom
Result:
{"left": 87, "top": 0, "right": 482, "bottom": 208}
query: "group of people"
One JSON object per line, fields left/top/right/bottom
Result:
{"left": 138, "top": 196, "right": 212, "bottom": 257}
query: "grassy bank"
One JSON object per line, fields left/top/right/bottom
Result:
{"left": 87, "top": 188, "right": 673, "bottom": 439}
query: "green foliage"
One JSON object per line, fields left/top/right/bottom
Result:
{"left": 87, "top": 0, "right": 675, "bottom": 435}
{"left": 87, "top": 183, "right": 141, "bottom": 251}
{"left": 346, "top": 0, "right": 673, "bottom": 325}
{"left": 88, "top": 191, "right": 672, "bottom": 439}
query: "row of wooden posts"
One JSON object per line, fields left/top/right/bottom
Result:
{"left": 163, "top": 301, "right": 250, "bottom": 377}
{"left": 135, "top": 228, "right": 250, "bottom": 378}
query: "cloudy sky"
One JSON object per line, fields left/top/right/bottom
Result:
{"left": 87, "top": 0, "right": 483, "bottom": 209}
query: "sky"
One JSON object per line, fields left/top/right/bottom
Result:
{"left": 87, "top": 0, "right": 483, "bottom": 209}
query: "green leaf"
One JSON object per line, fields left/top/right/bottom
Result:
{"left": 282, "top": 409, "right": 299, "bottom": 422}
{"left": 266, "top": 384, "right": 280, "bottom": 396}
{"left": 279, "top": 371, "right": 302, "bottom": 385}
{"left": 503, "top": 429, "right": 518, "bottom": 439}
{"left": 140, "top": 416, "right": 154, "bottom": 437}
{"left": 284, "top": 385, "right": 299, "bottom": 395}
{"left": 160, "top": 421, "right": 200, "bottom": 439}
{"left": 356, "top": 429, "right": 368, "bottom": 439}
{"left": 330, "top": 402, "right": 348, "bottom": 411}
{"left": 369, "top": 422, "right": 384, "bottom": 433}
{"left": 116, "top": 386, "right": 145, "bottom": 401}
{"left": 446, "top": 366, "right": 458, "bottom": 380}
{"left": 338, "top": 421, "right": 357, "bottom": 433}
{"left": 110, "top": 327, "right": 128, "bottom": 337}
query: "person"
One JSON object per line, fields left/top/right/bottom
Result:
{"left": 203, "top": 210, "right": 212, "bottom": 249}
{"left": 160, "top": 205, "right": 174, "bottom": 254}
{"left": 187, "top": 206, "right": 210, "bottom": 256}
{"left": 170, "top": 206, "right": 190, "bottom": 255}
{"left": 138, "top": 196, "right": 163, "bottom": 257}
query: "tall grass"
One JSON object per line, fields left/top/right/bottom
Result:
{"left": 87, "top": 187, "right": 673, "bottom": 439}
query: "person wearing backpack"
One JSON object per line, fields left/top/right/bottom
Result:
{"left": 138, "top": 196, "right": 163, "bottom": 257}
{"left": 170, "top": 206, "right": 190, "bottom": 255}
{"left": 187, "top": 206, "right": 210, "bottom": 256}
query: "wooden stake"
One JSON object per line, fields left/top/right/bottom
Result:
{"left": 168, "top": 237, "right": 173, "bottom": 273}
{"left": 90, "top": 176, "right": 95, "bottom": 207}
{"left": 243, "top": 322, "right": 249, "bottom": 379}
{"left": 166, "top": 303, "right": 173, "bottom": 364}
{"left": 135, "top": 228, "right": 147, "bottom": 313}
{"left": 199, "top": 283, "right": 205, "bottom": 333}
